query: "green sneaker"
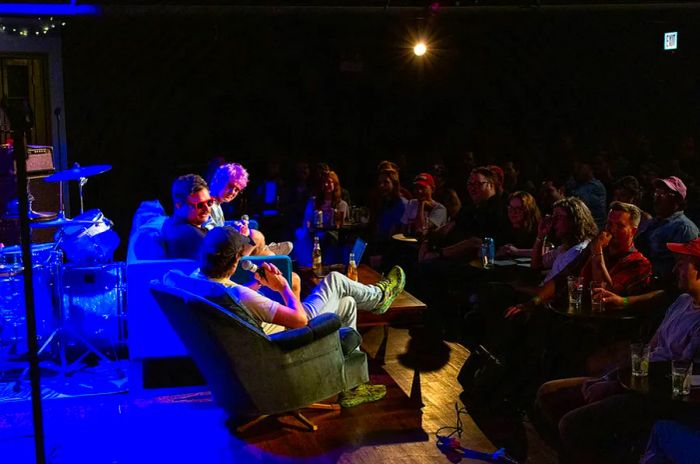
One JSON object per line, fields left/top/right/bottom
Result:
{"left": 339, "top": 383, "right": 387, "bottom": 408}
{"left": 373, "top": 265, "right": 406, "bottom": 314}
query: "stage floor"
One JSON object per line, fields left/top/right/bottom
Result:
{"left": 0, "top": 326, "right": 554, "bottom": 464}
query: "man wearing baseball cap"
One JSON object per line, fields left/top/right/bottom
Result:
{"left": 635, "top": 176, "right": 699, "bottom": 283}
{"left": 401, "top": 172, "right": 447, "bottom": 236}
{"left": 546, "top": 238, "right": 700, "bottom": 463}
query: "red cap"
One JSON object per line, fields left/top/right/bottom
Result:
{"left": 667, "top": 238, "right": 700, "bottom": 258}
{"left": 413, "top": 173, "right": 435, "bottom": 189}
{"left": 653, "top": 176, "right": 687, "bottom": 200}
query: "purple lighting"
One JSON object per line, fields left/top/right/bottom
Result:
{"left": 0, "top": 2, "right": 99, "bottom": 16}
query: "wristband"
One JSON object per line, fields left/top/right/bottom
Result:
{"left": 622, "top": 297, "right": 629, "bottom": 307}
{"left": 531, "top": 296, "right": 542, "bottom": 306}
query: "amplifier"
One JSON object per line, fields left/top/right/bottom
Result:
{"left": 27, "top": 145, "right": 55, "bottom": 174}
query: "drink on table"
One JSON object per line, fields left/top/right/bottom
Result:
{"left": 630, "top": 342, "right": 650, "bottom": 377}
{"left": 590, "top": 280, "right": 606, "bottom": 312}
{"left": 480, "top": 237, "right": 495, "bottom": 270}
{"left": 347, "top": 252, "right": 358, "bottom": 281}
{"left": 567, "top": 275, "right": 583, "bottom": 309}
{"left": 312, "top": 236, "right": 322, "bottom": 273}
{"left": 672, "top": 360, "right": 692, "bottom": 396}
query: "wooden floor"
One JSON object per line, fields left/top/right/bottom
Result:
{"left": 351, "top": 324, "right": 558, "bottom": 464}
{"left": 0, "top": 325, "right": 559, "bottom": 463}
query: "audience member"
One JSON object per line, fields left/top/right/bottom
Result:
{"left": 401, "top": 173, "right": 447, "bottom": 236}
{"left": 431, "top": 163, "right": 461, "bottom": 219}
{"left": 368, "top": 169, "right": 407, "bottom": 244}
{"left": 611, "top": 175, "right": 652, "bottom": 225}
{"left": 498, "top": 191, "right": 541, "bottom": 257}
{"left": 635, "top": 176, "right": 699, "bottom": 283}
{"left": 538, "top": 178, "right": 567, "bottom": 215}
{"left": 566, "top": 158, "right": 608, "bottom": 229}
{"left": 419, "top": 166, "right": 508, "bottom": 262}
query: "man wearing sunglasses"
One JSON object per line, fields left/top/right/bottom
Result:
{"left": 162, "top": 174, "right": 240, "bottom": 259}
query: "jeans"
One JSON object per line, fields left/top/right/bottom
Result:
{"left": 302, "top": 271, "right": 382, "bottom": 330}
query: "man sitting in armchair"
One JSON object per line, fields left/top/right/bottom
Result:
{"left": 175, "top": 226, "right": 407, "bottom": 407}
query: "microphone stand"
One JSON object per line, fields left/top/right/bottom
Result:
{"left": 10, "top": 106, "right": 47, "bottom": 464}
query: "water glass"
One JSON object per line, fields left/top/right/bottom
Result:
{"left": 590, "top": 281, "right": 606, "bottom": 312}
{"left": 672, "top": 360, "right": 693, "bottom": 396}
{"left": 630, "top": 342, "right": 650, "bottom": 377}
{"left": 567, "top": 276, "right": 584, "bottom": 309}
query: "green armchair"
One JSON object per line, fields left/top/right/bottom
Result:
{"left": 150, "top": 279, "right": 368, "bottom": 431}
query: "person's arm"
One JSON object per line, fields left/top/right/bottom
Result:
{"left": 504, "top": 278, "right": 556, "bottom": 318}
{"left": 254, "top": 262, "right": 307, "bottom": 328}
{"left": 531, "top": 215, "right": 553, "bottom": 270}
{"left": 590, "top": 231, "right": 613, "bottom": 287}
{"left": 441, "top": 236, "right": 483, "bottom": 259}
{"left": 592, "top": 287, "right": 665, "bottom": 311}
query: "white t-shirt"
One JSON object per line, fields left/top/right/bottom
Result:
{"left": 542, "top": 240, "right": 590, "bottom": 284}
{"left": 219, "top": 280, "right": 285, "bottom": 335}
{"left": 401, "top": 199, "right": 447, "bottom": 230}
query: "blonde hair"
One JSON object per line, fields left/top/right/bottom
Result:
{"left": 209, "top": 163, "right": 249, "bottom": 196}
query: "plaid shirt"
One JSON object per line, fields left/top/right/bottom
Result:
{"left": 581, "top": 247, "right": 652, "bottom": 295}
{"left": 554, "top": 245, "right": 652, "bottom": 301}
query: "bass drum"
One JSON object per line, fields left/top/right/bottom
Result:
{"left": 58, "top": 209, "right": 120, "bottom": 265}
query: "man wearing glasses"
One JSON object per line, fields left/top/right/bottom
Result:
{"left": 162, "top": 174, "right": 225, "bottom": 259}
{"left": 634, "top": 176, "right": 699, "bottom": 284}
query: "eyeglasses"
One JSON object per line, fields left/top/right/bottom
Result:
{"left": 187, "top": 199, "right": 214, "bottom": 210}
{"left": 468, "top": 181, "right": 492, "bottom": 188}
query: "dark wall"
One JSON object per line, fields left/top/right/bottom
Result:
{"left": 60, "top": 9, "right": 700, "bottom": 257}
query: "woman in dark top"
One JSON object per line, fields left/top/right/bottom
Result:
{"left": 499, "top": 191, "right": 542, "bottom": 257}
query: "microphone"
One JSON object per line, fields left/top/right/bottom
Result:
{"left": 240, "top": 259, "right": 266, "bottom": 278}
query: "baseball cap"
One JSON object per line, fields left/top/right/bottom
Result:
{"left": 413, "top": 173, "right": 435, "bottom": 189}
{"left": 667, "top": 238, "right": 700, "bottom": 258}
{"left": 200, "top": 226, "right": 253, "bottom": 264}
{"left": 653, "top": 176, "right": 687, "bottom": 200}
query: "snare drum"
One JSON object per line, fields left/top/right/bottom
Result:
{"left": 58, "top": 209, "right": 120, "bottom": 265}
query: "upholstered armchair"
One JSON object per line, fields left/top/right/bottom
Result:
{"left": 150, "top": 279, "right": 368, "bottom": 431}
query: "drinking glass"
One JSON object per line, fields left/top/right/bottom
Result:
{"left": 672, "top": 360, "right": 693, "bottom": 396}
{"left": 630, "top": 342, "right": 650, "bottom": 377}
{"left": 567, "top": 276, "right": 584, "bottom": 309}
{"left": 590, "top": 281, "right": 606, "bottom": 312}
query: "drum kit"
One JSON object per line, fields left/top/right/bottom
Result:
{"left": 0, "top": 163, "right": 125, "bottom": 383}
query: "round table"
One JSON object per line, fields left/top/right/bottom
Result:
{"left": 618, "top": 361, "right": 700, "bottom": 403}
{"left": 547, "top": 301, "right": 638, "bottom": 321}
{"left": 391, "top": 233, "right": 418, "bottom": 244}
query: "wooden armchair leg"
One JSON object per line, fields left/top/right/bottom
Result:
{"left": 235, "top": 414, "right": 271, "bottom": 434}
{"left": 308, "top": 402, "right": 341, "bottom": 411}
{"left": 292, "top": 411, "right": 318, "bottom": 431}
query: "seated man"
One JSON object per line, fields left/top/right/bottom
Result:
{"left": 506, "top": 201, "right": 652, "bottom": 317}
{"left": 635, "top": 176, "right": 699, "bottom": 284}
{"left": 161, "top": 174, "right": 212, "bottom": 260}
{"left": 207, "top": 162, "right": 292, "bottom": 256}
{"left": 191, "top": 226, "right": 405, "bottom": 332}
{"left": 536, "top": 238, "right": 700, "bottom": 463}
{"left": 183, "top": 226, "right": 407, "bottom": 407}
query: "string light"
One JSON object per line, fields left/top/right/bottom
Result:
{"left": 0, "top": 17, "right": 67, "bottom": 38}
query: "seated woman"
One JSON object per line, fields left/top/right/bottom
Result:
{"left": 497, "top": 191, "right": 541, "bottom": 258}
{"left": 295, "top": 170, "right": 350, "bottom": 266}
{"left": 208, "top": 162, "right": 292, "bottom": 256}
{"left": 401, "top": 173, "right": 447, "bottom": 237}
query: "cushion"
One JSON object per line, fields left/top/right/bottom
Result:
{"left": 132, "top": 215, "right": 167, "bottom": 260}
{"left": 269, "top": 326, "right": 314, "bottom": 351}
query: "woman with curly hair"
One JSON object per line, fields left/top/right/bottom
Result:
{"left": 532, "top": 196, "right": 598, "bottom": 283}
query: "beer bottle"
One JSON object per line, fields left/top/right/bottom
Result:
{"left": 347, "top": 252, "right": 358, "bottom": 281}
{"left": 312, "top": 236, "right": 322, "bottom": 273}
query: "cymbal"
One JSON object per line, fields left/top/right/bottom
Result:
{"left": 44, "top": 164, "right": 112, "bottom": 182}
{"left": 30, "top": 217, "right": 103, "bottom": 229}
{"left": 3, "top": 210, "right": 57, "bottom": 221}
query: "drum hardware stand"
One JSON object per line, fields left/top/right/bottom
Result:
{"left": 12, "top": 258, "right": 123, "bottom": 391}
{"left": 78, "top": 176, "right": 87, "bottom": 214}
